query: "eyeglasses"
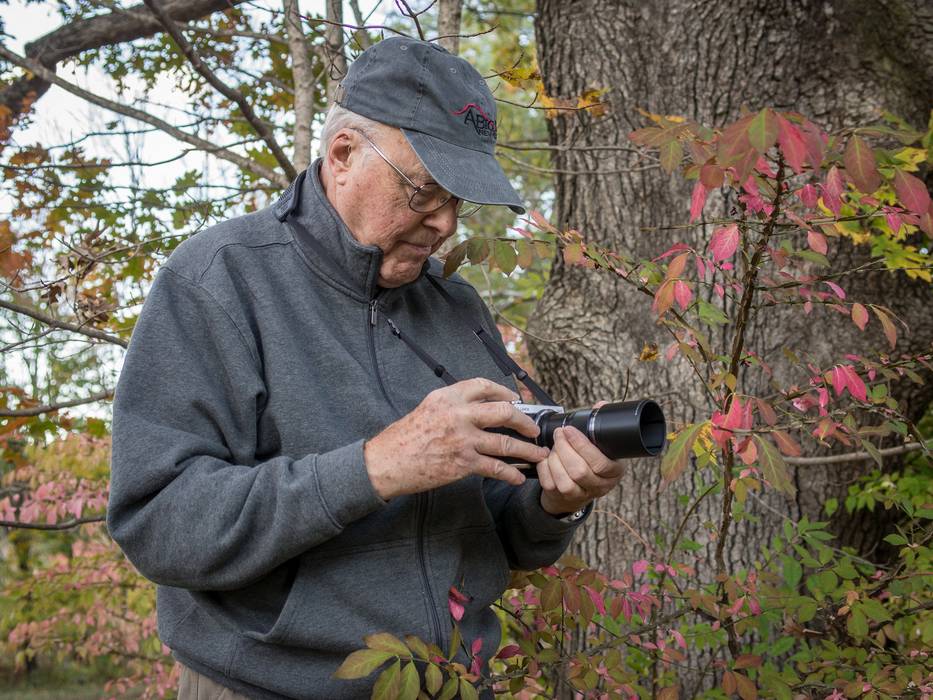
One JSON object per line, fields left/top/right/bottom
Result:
{"left": 350, "top": 128, "right": 482, "bottom": 218}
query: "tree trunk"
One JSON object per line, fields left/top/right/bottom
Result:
{"left": 531, "top": 0, "right": 932, "bottom": 585}
{"left": 438, "top": 0, "right": 464, "bottom": 54}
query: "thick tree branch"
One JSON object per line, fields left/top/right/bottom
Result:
{"left": 324, "top": 0, "right": 348, "bottom": 100}
{"left": 142, "top": 0, "right": 297, "bottom": 180}
{"left": 284, "top": 0, "right": 315, "bottom": 171}
{"left": 0, "top": 45, "right": 290, "bottom": 188}
{"left": 0, "top": 0, "right": 245, "bottom": 122}
{"left": 0, "top": 297, "right": 128, "bottom": 348}
{"left": 0, "top": 389, "right": 113, "bottom": 417}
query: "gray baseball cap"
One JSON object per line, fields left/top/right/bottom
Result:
{"left": 334, "top": 37, "right": 524, "bottom": 214}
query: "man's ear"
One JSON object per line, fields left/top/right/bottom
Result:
{"left": 325, "top": 130, "right": 356, "bottom": 186}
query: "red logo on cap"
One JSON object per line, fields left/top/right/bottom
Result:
{"left": 452, "top": 103, "right": 496, "bottom": 138}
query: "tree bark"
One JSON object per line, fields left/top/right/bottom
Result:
{"left": 0, "top": 0, "right": 246, "bottom": 122}
{"left": 325, "top": 0, "right": 348, "bottom": 102}
{"left": 284, "top": 0, "right": 316, "bottom": 171}
{"left": 438, "top": 0, "right": 464, "bottom": 54}
{"left": 531, "top": 0, "right": 932, "bottom": 584}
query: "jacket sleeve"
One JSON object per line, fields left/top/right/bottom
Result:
{"left": 107, "top": 266, "right": 386, "bottom": 591}
{"left": 471, "top": 296, "right": 590, "bottom": 570}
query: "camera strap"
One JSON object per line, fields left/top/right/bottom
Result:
{"left": 424, "top": 275, "right": 557, "bottom": 406}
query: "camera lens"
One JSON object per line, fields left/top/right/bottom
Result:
{"left": 538, "top": 400, "right": 666, "bottom": 460}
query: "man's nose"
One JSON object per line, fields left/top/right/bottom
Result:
{"left": 422, "top": 198, "right": 459, "bottom": 237}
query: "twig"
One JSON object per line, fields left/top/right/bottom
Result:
{"left": 0, "top": 45, "right": 290, "bottom": 188}
{"left": 0, "top": 389, "right": 114, "bottom": 417}
{"left": 0, "top": 516, "right": 106, "bottom": 530}
{"left": 784, "top": 441, "right": 927, "bottom": 465}
{"left": 0, "top": 298, "right": 128, "bottom": 348}
{"left": 143, "top": 0, "right": 297, "bottom": 180}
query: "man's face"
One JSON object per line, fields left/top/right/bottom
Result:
{"left": 339, "top": 129, "right": 459, "bottom": 288}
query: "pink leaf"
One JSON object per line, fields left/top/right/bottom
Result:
{"left": 584, "top": 585, "right": 607, "bottom": 615}
{"left": 893, "top": 169, "right": 931, "bottom": 215}
{"left": 690, "top": 181, "right": 708, "bottom": 222}
{"left": 841, "top": 365, "right": 867, "bottom": 402}
{"left": 652, "top": 279, "right": 675, "bottom": 317}
{"left": 632, "top": 560, "right": 649, "bottom": 576}
{"left": 843, "top": 135, "right": 881, "bottom": 194}
{"left": 798, "top": 184, "right": 818, "bottom": 208}
{"left": 471, "top": 637, "right": 483, "bottom": 656}
{"left": 851, "top": 302, "right": 869, "bottom": 331}
{"left": 825, "top": 281, "right": 845, "bottom": 299}
{"left": 710, "top": 224, "right": 740, "bottom": 262}
{"left": 883, "top": 207, "right": 904, "bottom": 234}
{"left": 673, "top": 280, "right": 693, "bottom": 311}
{"left": 714, "top": 283, "right": 725, "bottom": 298}
{"left": 776, "top": 115, "right": 807, "bottom": 174}
{"left": 822, "top": 166, "right": 845, "bottom": 216}
{"left": 807, "top": 230, "right": 827, "bottom": 254}
{"left": 830, "top": 366, "right": 847, "bottom": 397}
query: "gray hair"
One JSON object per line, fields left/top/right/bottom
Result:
{"left": 318, "top": 104, "right": 390, "bottom": 157}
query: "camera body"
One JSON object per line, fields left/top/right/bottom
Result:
{"left": 492, "top": 399, "right": 667, "bottom": 473}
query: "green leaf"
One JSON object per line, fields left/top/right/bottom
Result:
{"left": 847, "top": 609, "right": 869, "bottom": 638}
{"left": 398, "top": 661, "right": 420, "bottom": 700}
{"left": 404, "top": 635, "right": 429, "bottom": 660}
{"left": 660, "top": 139, "right": 683, "bottom": 173}
{"left": 884, "top": 533, "right": 907, "bottom": 546}
{"left": 771, "top": 636, "right": 795, "bottom": 655}
{"left": 858, "top": 598, "right": 892, "bottom": 623}
{"left": 424, "top": 664, "right": 443, "bottom": 696}
{"left": 753, "top": 435, "right": 796, "bottom": 497}
{"left": 797, "top": 599, "right": 818, "bottom": 623}
{"left": 781, "top": 555, "right": 802, "bottom": 588}
{"left": 834, "top": 558, "right": 858, "bottom": 580}
{"left": 824, "top": 498, "right": 838, "bottom": 517}
{"left": 438, "top": 676, "right": 459, "bottom": 700}
{"left": 447, "top": 624, "right": 462, "bottom": 661}
{"left": 697, "top": 299, "right": 730, "bottom": 325}
{"left": 443, "top": 241, "right": 467, "bottom": 278}
{"left": 371, "top": 659, "right": 401, "bottom": 700}
{"left": 540, "top": 577, "right": 562, "bottom": 611}
{"left": 660, "top": 422, "right": 706, "bottom": 485}
{"left": 748, "top": 108, "right": 779, "bottom": 154}
{"left": 793, "top": 249, "right": 830, "bottom": 267}
{"left": 494, "top": 239, "right": 517, "bottom": 275}
{"left": 333, "top": 650, "right": 394, "bottom": 679}
{"left": 459, "top": 678, "right": 480, "bottom": 700}
{"left": 467, "top": 237, "right": 490, "bottom": 264}
{"left": 365, "top": 633, "right": 410, "bottom": 658}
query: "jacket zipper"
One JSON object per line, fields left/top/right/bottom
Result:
{"left": 367, "top": 295, "right": 444, "bottom": 651}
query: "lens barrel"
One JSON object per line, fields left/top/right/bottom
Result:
{"left": 495, "top": 399, "right": 667, "bottom": 472}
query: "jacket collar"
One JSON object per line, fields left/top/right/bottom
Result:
{"left": 274, "top": 159, "right": 430, "bottom": 301}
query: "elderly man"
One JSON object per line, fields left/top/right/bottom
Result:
{"left": 108, "top": 37, "right": 624, "bottom": 699}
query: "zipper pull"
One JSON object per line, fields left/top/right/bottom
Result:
{"left": 370, "top": 299, "right": 378, "bottom": 326}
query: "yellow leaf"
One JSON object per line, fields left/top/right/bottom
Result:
{"left": 892, "top": 146, "right": 926, "bottom": 171}
{"left": 639, "top": 343, "right": 659, "bottom": 361}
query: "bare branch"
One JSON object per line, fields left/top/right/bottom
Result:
{"left": 284, "top": 0, "right": 315, "bottom": 171}
{"left": 0, "top": 516, "right": 106, "bottom": 531}
{"left": 0, "top": 45, "right": 290, "bottom": 188}
{"left": 0, "top": 297, "right": 128, "bottom": 348}
{"left": 347, "top": 0, "right": 373, "bottom": 49}
{"left": 396, "top": 0, "right": 427, "bottom": 40}
{"left": 0, "top": 390, "right": 114, "bottom": 417}
{"left": 0, "top": 0, "right": 247, "bottom": 122}
{"left": 785, "top": 441, "right": 927, "bottom": 465}
{"left": 143, "top": 0, "right": 297, "bottom": 180}
{"left": 437, "top": 0, "right": 463, "bottom": 54}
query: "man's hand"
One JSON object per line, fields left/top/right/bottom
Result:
{"left": 364, "top": 378, "right": 550, "bottom": 500}
{"left": 537, "top": 403, "right": 624, "bottom": 516}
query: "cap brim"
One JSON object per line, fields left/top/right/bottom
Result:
{"left": 403, "top": 129, "right": 525, "bottom": 215}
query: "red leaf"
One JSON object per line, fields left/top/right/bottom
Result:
{"left": 755, "top": 398, "right": 778, "bottom": 426}
{"left": 825, "top": 281, "right": 845, "bottom": 299}
{"left": 700, "top": 163, "right": 724, "bottom": 188}
{"left": 841, "top": 365, "right": 867, "bottom": 402}
{"left": 807, "top": 230, "right": 827, "bottom": 254}
{"left": 495, "top": 645, "right": 521, "bottom": 660}
{"left": 919, "top": 203, "right": 933, "bottom": 236}
{"left": 871, "top": 306, "right": 897, "bottom": 349}
{"left": 653, "top": 279, "right": 676, "bottom": 317}
{"left": 673, "top": 280, "right": 693, "bottom": 310}
{"left": 666, "top": 252, "right": 690, "bottom": 280}
{"left": 843, "top": 135, "right": 881, "bottom": 194}
{"left": 710, "top": 224, "right": 740, "bottom": 261}
{"left": 799, "top": 119, "right": 826, "bottom": 173}
{"left": 822, "top": 166, "right": 845, "bottom": 216}
{"left": 851, "top": 303, "right": 869, "bottom": 331}
{"left": 690, "top": 180, "right": 708, "bottom": 222}
{"left": 893, "top": 169, "right": 931, "bottom": 215}
{"left": 776, "top": 114, "right": 807, "bottom": 174}
{"left": 772, "top": 429, "right": 802, "bottom": 457}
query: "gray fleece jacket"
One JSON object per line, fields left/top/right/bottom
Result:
{"left": 107, "top": 160, "right": 585, "bottom": 699}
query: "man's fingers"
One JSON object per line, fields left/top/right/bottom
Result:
{"left": 537, "top": 457, "right": 556, "bottom": 492}
{"left": 473, "top": 456, "right": 526, "bottom": 486}
{"left": 476, "top": 430, "right": 549, "bottom": 464}
{"left": 471, "top": 401, "right": 540, "bottom": 438}
{"left": 559, "top": 426, "right": 622, "bottom": 479}
{"left": 455, "top": 377, "right": 518, "bottom": 404}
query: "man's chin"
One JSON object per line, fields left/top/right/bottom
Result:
{"left": 377, "top": 261, "right": 427, "bottom": 288}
